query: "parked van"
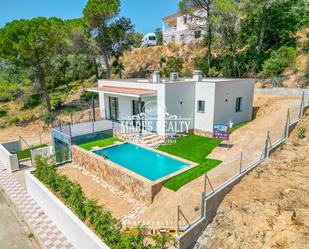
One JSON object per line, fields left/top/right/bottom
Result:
{"left": 142, "top": 33, "right": 157, "bottom": 47}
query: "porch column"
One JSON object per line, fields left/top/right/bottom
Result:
{"left": 139, "top": 97, "right": 142, "bottom": 136}
{"left": 156, "top": 86, "right": 166, "bottom": 136}
{"left": 99, "top": 92, "right": 106, "bottom": 119}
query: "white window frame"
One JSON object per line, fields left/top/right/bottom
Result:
{"left": 235, "top": 97, "right": 243, "bottom": 112}
{"left": 197, "top": 100, "right": 205, "bottom": 113}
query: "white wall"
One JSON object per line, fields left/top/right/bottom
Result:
{"left": 25, "top": 172, "right": 109, "bottom": 249}
{"left": 0, "top": 140, "right": 20, "bottom": 172}
{"left": 194, "top": 82, "right": 216, "bottom": 133}
{"left": 163, "top": 10, "right": 206, "bottom": 44}
{"left": 165, "top": 82, "right": 195, "bottom": 130}
{"left": 213, "top": 80, "right": 255, "bottom": 126}
{"left": 98, "top": 80, "right": 166, "bottom": 135}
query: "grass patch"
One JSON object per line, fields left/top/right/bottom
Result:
{"left": 229, "top": 121, "right": 249, "bottom": 134}
{"left": 78, "top": 137, "right": 121, "bottom": 151}
{"left": 17, "top": 144, "right": 48, "bottom": 160}
{"left": 157, "top": 135, "right": 222, "bottom": 191}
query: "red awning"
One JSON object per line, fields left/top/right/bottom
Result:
{"left": 88, "top": 86, "right": 156, "bottom": 97}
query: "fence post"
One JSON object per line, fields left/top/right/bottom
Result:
{"left": 177, "top": 205, "right": 180, "bottom": 236}
{"left": 239, "top": 151, "right": 243, "bottom": 173}
{"left": 69, "top": 123, "right": 72, "bottom": 138}
{"left": 299, "top": 91, "right": 305, "bottom": 118}
{"left": 92, "top": 119, "right": 95, "bottom": 133}
{"left": 203, "top": 172, "right": 207, "bottom": 194}
{"left": 285, "top": 108, "right": 290, "bottom": 139}
{"left": 264, "top": 136, "right": 269, "bottom": 159}
{"left": 59, "top": 121, "right": 62, "bottom": 132}
{"left": 267, "top": 130, "right": 272, "bottom": 148}
{"left": 200, "top": 192, "right": 205, "bottom": 218}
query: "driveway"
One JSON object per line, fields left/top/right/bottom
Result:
{"left": 0, "top": 189, "right": 39, "bottom": 249}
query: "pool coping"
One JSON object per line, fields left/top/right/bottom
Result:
{"left": 89, "top": 141, "right": 198, "bottom": 187}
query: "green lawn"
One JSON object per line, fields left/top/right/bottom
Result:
{"left": 17, "top": 144, "right": 48, "bottom": 160}
{"left": 78, "top": 137, "right": 121, "bottom": 151}
{"left": 229, "top": 121, "right": 249, "bottom": 134}
{"left": 157, "top": 135, "right": 222, "bottom": 191}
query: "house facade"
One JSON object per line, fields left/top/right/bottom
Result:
{"left": 162, "top": 10, "right": 206, "bottom": 44}
{"left": 89, "top": 72, "right": 255, "bottom": 137}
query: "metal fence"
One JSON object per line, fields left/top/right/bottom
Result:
{"left": 52, "top": 119, "right": 120, "bottom": 138}
{"left": 176, "top": 92, "right": 309, "bottom": 249}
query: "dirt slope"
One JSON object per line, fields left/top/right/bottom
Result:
{"left": 120, "top": 43, "right": 207, "bottom": 78}
{"left": 194, "top": 110, "right": 309, "bottom": 249}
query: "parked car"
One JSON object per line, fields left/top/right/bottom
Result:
{"left": 142, "top": 33, "right": 157, "bottom": 47}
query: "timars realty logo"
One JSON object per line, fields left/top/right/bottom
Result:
{"left": 119, "top": 101, "right": 191, "bottom": 135}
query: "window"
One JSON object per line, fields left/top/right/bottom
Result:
{"left": 171, "top": 35, "right": 175, "bottom": 42}
{"left": 183, "top": 15, "right": 187, "bottom": 24}
{"left": 194, "top": 30, "right": 201, "bottom": 39}
{"left": 148, "top": 36, "right": 156, "bottom": 41}
{"left": 197, "top": 100, "right": 205, "bottom": 113}
{"left": 235, "top": 97, "right": 243, "bottom": 112}
{"left": 180, "top": 34, "right": 185, "bottom": 41}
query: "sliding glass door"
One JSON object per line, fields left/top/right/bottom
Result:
{"left": 109, "top": 97, "right": 119, "bottom": 121}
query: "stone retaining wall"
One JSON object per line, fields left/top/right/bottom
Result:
{"left": 71, "top": 146, "right": 162, "bottom": 205}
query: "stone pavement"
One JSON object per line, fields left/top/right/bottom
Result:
{"left": 0, "top": 162, "right": 74, "bottom": 249}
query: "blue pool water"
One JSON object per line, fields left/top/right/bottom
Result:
{"left": 94, "top": 143, "right": 189, "bottom": 181}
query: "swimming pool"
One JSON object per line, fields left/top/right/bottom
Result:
{"left": 93, "top": 143, "right": 189, "bottom": 181}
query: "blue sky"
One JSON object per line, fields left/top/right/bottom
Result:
{"left": 0, "top": 0, "right": 179, "bottom": 34}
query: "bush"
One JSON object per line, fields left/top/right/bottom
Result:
{"left": 260, "top": 46, "right": 297, "bottom": 79}
{"left": 9, "top": 117, "right": 20, "bottom": 126}
{"left": 0, "top": 106, "right": 7, "bottom": 117}
{"left": 33, "top": 157, "right": 173, "bottom": 248}
{"left": 21, "top": 94, "right": 42, "bottom": 110}
{"left": 42, "top": 112, "right": 56, "bottom": 125}
{"left": 298, "top": 127, "right": 306, "bottom": 139}
{"left": 160, "top": 57, "right": 183, "bottom": 78}
{"left": 80, "top": 91, "right": 99, "bottom": 102}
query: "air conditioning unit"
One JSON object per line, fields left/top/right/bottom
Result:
{"left": 170, "top": 72, "right": 179, "bottom": 81}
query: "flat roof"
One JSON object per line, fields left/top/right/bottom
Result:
{"left": 88, "top": 86, "right": 157, "bottom": 97}
{"left": 98, "top": 78, "right": 255, "bottom": 84}
{"left": 163, "top": 12, "right": 182, "bottom": 21}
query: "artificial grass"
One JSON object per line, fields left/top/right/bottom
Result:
{"left": 78, "top": 137, "right": 120, "bottom": 151}
{"left": 157, "top": 135, "right": 222, "bottom": 191}
{"left": 229, "top": 121, "right": 249, "bottom": 134}
{"left": 17, "top": 144, "right": 48, "bottom": 160}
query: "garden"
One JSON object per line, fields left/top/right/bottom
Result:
{"left": 157, "top": 135, "right": 222, "bottom": 191}
{"left": 33, "top": 156, "right": 174, "bottom": 249}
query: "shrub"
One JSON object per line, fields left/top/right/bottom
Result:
{"left": 80, "top": 91, "right": 99, "bottom": 102}
{"left": 21, "top": 94, "right": 41, "bottom": 110}
{"left": 298, "top": 127, "right": 306, "bottom": 139}
{"left": 260, "top": 46, "right": 297, "bottom": 79}
{"left": 9, "top": 117, "right": 20, "bottom": 126}
{"left": 160, "top": 57, "right": 183, "bottom": 78}
{"left": 42, "top": 112, "right": 56, "bottom": 125}
{"left": 0, "top": 106, "right": 7, "bottom": 117}
{"left": 182, "top": 68, "right": 193, "bottom": 77}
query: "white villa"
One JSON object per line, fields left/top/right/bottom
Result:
{"left": 163, "top": 10, "right": 206, "bottom": 44}
{"left": 89, "top": 71, "right": 255, "bottom": 137}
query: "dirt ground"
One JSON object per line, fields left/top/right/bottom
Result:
{"left": 194, "top": 110, "right": 309, "bottom": 249}
{"left": 0, "top": 121, "right": 51, "bottom": 147}
{"left": 58, "top": 166, "right": 134, "bottom": 220}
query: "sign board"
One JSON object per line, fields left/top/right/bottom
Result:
{"left": 213, "top": 124, "right": 229, "bottom": 140}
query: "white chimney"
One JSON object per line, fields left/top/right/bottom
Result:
{"left": 170, "top": 72, "right": 179, "bottom": 81}
{"left": 193, "top": 70, "right": 202, "bottom": 82}
{"left": 152, "top": 71, "right": 161, "bottom": 83}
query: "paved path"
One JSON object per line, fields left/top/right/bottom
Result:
{"left": 0, "top": 190, "right": 38, "bottom": 249}
{"left": 0, "top": 162, "right": 74, "bottom": 249}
